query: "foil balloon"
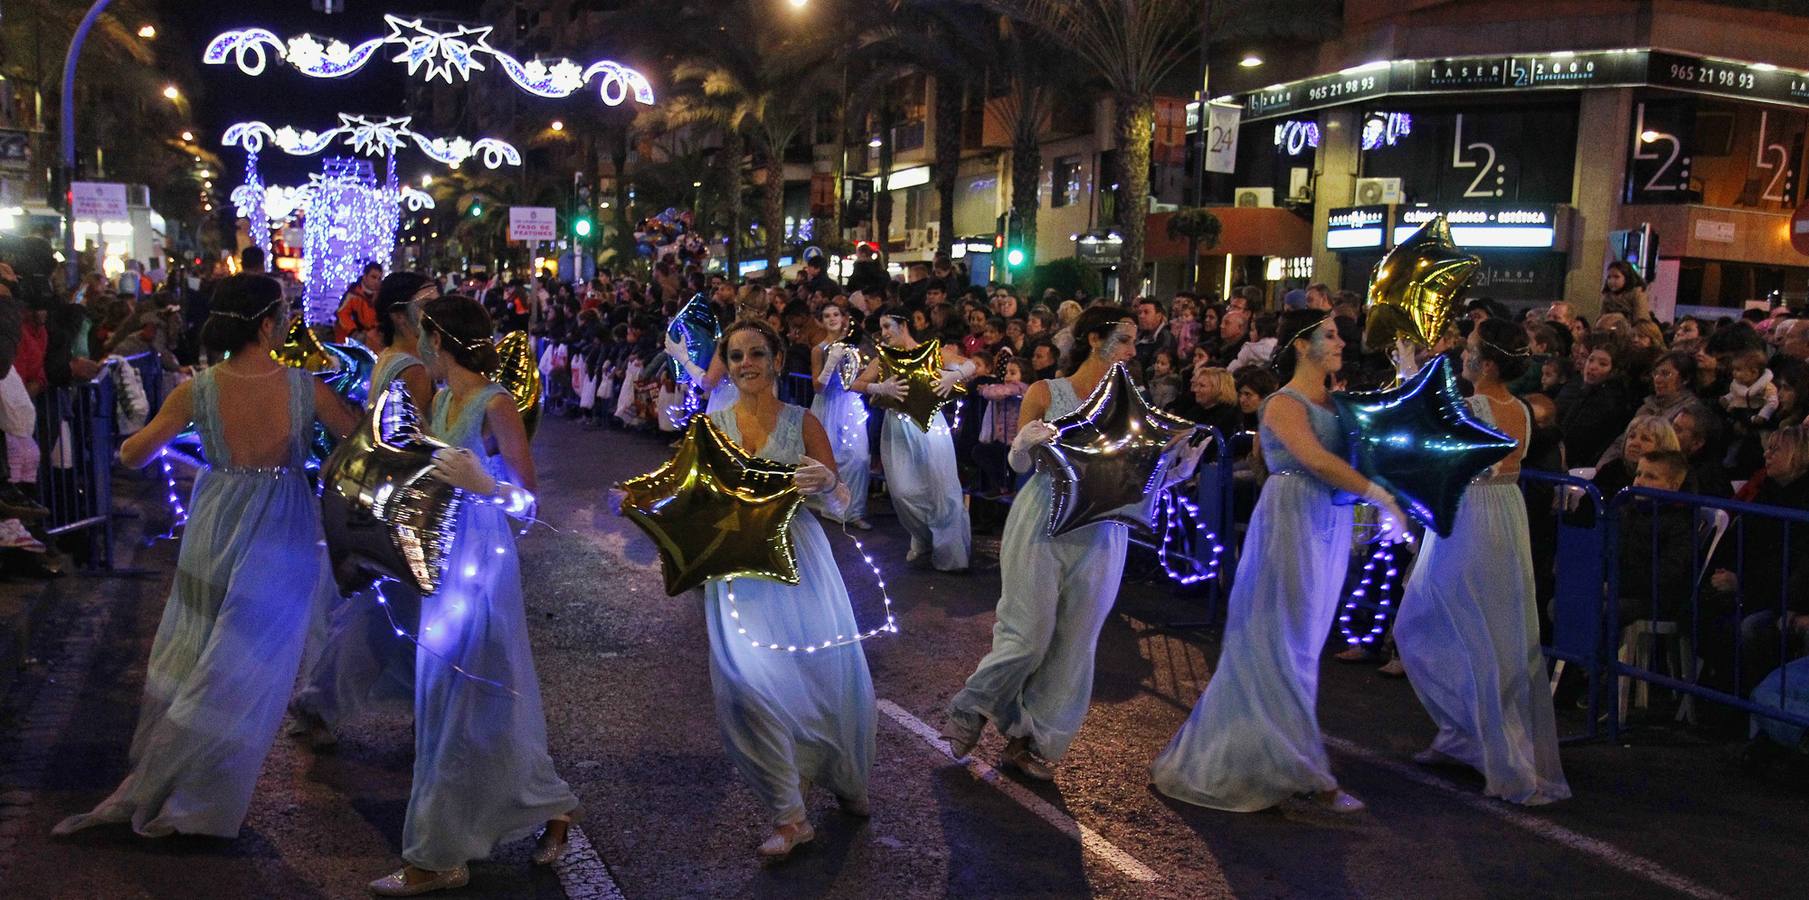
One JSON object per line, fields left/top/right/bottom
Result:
{"left": 323, "top": 341, "right": 377, "bottom": 408}
{"left": 320, "top": 380, "right": 465, "bottom": 596}
{"left": 666, "top": 293, "right": 721, "bottom": 384}
{"left": 616, "top": 414, "right": 803, "bottom": 596}
{"left": 873, "top": 339, "right": 964, "bottom": 432}
{"left": 489, "top": 331, "right": 542, "bottom": 439}
{"left": 1363, "top": 215, "right": 1480, "bottom": 351}
{"left": 272, "top": 317, "right": 340, "bottom": 372}
{"left": 1332, "top": 356, "right": 1516, "bottom": 538}
{"left": 1034, "top": 362, "right": 1201, "bottom": 536}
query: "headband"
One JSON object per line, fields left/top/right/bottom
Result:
{"left": 1283, "top": 313, "right": 1334, "bottom": 350}
{"left": 208, "top": 296, "right": 283, "bottom": 321}
{"left": 419, "top": 308, "right": 491, "bottom": 353}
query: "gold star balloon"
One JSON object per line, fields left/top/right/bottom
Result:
{"left": 320, "top": 380, "right": 465, "bottom": 596}
{"left": 272, "top": 317, "right": 341, "bottom": 371}
{"left": 873, "top": 339, "right": 964, "bottom": 432}
{"left": 489, "top": 330, "right": 542, "bottom": 439}
{"left": 1034, "top": 363, "right": 1200, "bottom": 536}
{"left": 1363, "top": 215, "right": 1480, "bottom": 351}
{"left": 616, "top": 414, "right": 804, "bottom": 596}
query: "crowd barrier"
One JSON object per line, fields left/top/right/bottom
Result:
{"left": 33, "top": 366, "right": 118, "bottom": 569}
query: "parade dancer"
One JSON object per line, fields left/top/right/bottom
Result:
{"left": 851, "top": 313, "right": 972, "bottom": 571}
{"left": 809, "top": 302, "right": 871, "bottom": 529}
{"left": 1151, "top": 309, "right": 1406, "bottom": 814}
{"left": 290, "top": 272, "right": 440, "bottom": 746}
{"left": 54, "top": 275, "right": 360, "bottom": 838}
{"left": 1393, "top": 319, "right": 1570, "bottom": 805}
{"left": 701, "top": 321, "right": 876, "bottom": 860}
{"left": 369, "top": 296, "right": 577, "bottom": 896}
{"left": 944, "top": 307, "right": 1206, "bottom": 780}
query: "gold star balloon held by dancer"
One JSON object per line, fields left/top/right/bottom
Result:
{"left": 1034, "top": 362, "right": 1200, "bottom": 536}
{"left": 616, "top": 414, "right": 804, "bottom": 596}
{"left": 272, "top": 317, "right": 340, "bottom": 371}
{"left": 873, "top": 339, "right": 964, "bottom": 432}
{"left": 1363, "top": 215, "right": 1480, "bottom": 351}
{"left": 320, "top": 380, "right": 465, "bottom": 596}
{"left": 489, "top": 330, "right": 542, "bottom": 439}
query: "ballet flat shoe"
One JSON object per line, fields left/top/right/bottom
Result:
{"left": 757, "top": 821, "right": 815, "bottom": 860}
{"left": 1003, "top": 737, "right": 1055, "bottom": 781}
{"left": 1313, "top": 790, "right": 1366, "bottom": 814}
{"left": 368, "top": 865, "right": 469, "bottom": 896}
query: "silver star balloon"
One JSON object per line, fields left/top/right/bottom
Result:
{"left": 1034, "top": 362, "right": 1199, "bottom": 536}
{"left": 320, "top": 379, "right": 465, "bottom": 595}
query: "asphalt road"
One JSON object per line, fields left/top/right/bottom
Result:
{"left": 1, "top": 413, "right": 1804, "bottom": 899}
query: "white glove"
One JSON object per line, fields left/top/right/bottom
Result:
{"left": 1008, "top": 420, "right": 1061, "bottom": 473}
{"left": 934, "top": 367, "right": 963, "bottom": 398}
{"left": 431, "top": 447, "right": 498, "bottom": 496}
{"left": 666, "top": 336, "right": 706, "bottom": 381}
{"left": 1393, "top": 336, "right": 1422, "bottom": 381}
{"left": 794, "top": 455, "right": 837, "bottom": 495}
{"left": 664, "top": 335, "right": 686, "bottom": 360}
{"left": 819, "top": 345, "right": 847, "bottom": 385}
{"left": 1363, "top": 482, "right": 1411, "bottom": 544}
{"left": 1161, "top": 432, "right": 1211, "bottom": 489}
{"left": 867, "top": 376, "right": 907, "bottom": 400}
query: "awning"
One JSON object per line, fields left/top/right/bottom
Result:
{"left": 1144, "top": 206, "right": 1312, "bottom": 260}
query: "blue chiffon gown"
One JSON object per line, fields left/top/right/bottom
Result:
{"left": 1151, "top": 387, "right": 1355, "bottom": 811}
{"left": 1394, "top": 395, "right": 1570, "bottom": 805}
{"left": 401, "top": 384, "right": 577, "bottom": 871}
{"left": 291, "top": 350, "right": 424, "bottom": 730}
{"left": 703, "top": 404, "right": 876, "bottom": 825}
{"left": 879, "top": 407, "right": 970, "bottom": 571}
{"left": 55, "top": 367, "right": 336, "bottom": 837}
{"left": 949, "top": 378, "right": 1127, "bottom": 761}
{"left": 808, "top": 343, "right": 869, "bottom": 525}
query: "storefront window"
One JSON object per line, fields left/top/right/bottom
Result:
{"left": 1626, "top": 94, "right": 1807, "bottom": 209}
{"left": 1052, "top": 155, "right": 1082, "bottom": 208}
{"left": 1358, "top": 102, "right": 1579, "bottom": 205}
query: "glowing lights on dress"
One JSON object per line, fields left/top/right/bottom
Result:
{"left": 725, "top": 522, "right": 897, "bottom": 655}
{"left": 204, "top": 15, "right": 655, "bottom": 107}
{"left": 370, "top": 577, "right": 519, "bottom": 697}
{"left": 1155, "top": 489, "right": 1225, "bottom": 586}
{"left": 1339, "top": 543, "right": 1400, "bottom": 647}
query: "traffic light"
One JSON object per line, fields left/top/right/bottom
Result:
{"left": 573, "top": 215, "right": 593, "bottom": 239}
{"left": 469, "top": 202, "right": 483, "bottom": 218}
{"left": 997, "top": 210, "right": 1026, "bottom": 272}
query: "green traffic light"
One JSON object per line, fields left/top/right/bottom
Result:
{"left": 470, "top": 204, "right": 483, "bottom": 217}
{"left": 574, "top": 218, "right": 593, "bottom": 238}
{"left": 1006, "top": 248, "right": 1026, "bottom": 267}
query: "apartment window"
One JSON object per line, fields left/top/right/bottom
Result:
{"left": 1052, "top": 155, "right": 1081, "bottom": 208}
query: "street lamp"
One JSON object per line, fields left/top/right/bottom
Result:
{"left": 421, "top": 174, "right": 433, "bottom": 187}
{"left": 137, "top": 24, "right": 156, "bottom": 39}
{"left": 161, "top": 84, "right": 181, "bottom": 101}
{"left": 1239, "top": 54, "right": 1263, "bottom": 68}
{"left": 180, "top": 130, "right": 194, "bottom": 142}
{"left": 788, "top": 0, "right": 809, "bottom": 8}
{"left": 551, "top": 120, "right": 564, "bottom": 132}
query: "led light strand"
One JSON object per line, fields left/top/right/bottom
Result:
{"left": 370, "top": 577, "right": 519, "bottom": 697}
{"left": 1338, "top": 543, "right": 1399, "bottom": 647}
{"left": 205, "top": 15, "right": 655, "bottom": 107}
{"left": 724, "top": 520, "right": 897, "bottom": 655}
{"left": 155, "top": 449, "right": 190, "bottom": 539}
{"left": 225, "top": 114, "right": 520, "bottom": 170}
{"left": 1155, "top": 488, "right": 1225, "bottom": 585}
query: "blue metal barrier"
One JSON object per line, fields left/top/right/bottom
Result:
{"left": 1606, "top": 485, "right": 1809, "bottom": 740}
{"left": 34, "top": 368, "right": 117, "bottom": 569}
{"left": 1518, "top": 469, "right": 1610, "bottom": 739}
{"left": 121, "top": 351, "right": 166, "bottom": 418}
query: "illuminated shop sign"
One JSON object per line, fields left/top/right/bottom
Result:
{"left": 1326, "top": 204, "right": 1567, "bottom": 252}
{"left": 1241, "top": 49, "right": 1809, "bottom": 121}
{"left": 1360, "top": 112, "right": 1412, "bottom": 150}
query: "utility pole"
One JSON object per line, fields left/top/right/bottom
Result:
{"left": 61, "top": 0, "right": 114, "bottom": 290}
{"left": 1186, "top": 0, "right": 1213, "bottom": 292}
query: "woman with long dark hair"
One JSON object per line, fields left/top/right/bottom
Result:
{"left": 369, "top": 295, "right": 578, "bottom": 896}
{"left": 1152, "top": 308, "right": 1406, "bottom": 813}
{"left": 290, "top": 271, "right": 440, "bottom": 746}
{"left": 944, "top": 306, "right": 1205, "bottom": 780}
{"left": 850, "top": 311, "right": 973, "bottom": 571}
{"left": 1394, "top": 318, "right": 1570, "bottom": 805}
{"left": 55, "top": 275, "right": 360, "bottom": 838}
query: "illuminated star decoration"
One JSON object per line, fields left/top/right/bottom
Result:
{"left": 385, "top": 16, "right": 492, "bottom": 84}
{"left": 1331, "top": 355, "right": 1516, "bottom": 538}
{"left": 1034, "top": 362, "right": 1200, "bottom": 537}
{"left": 873, "top": 339, "right": 964, "bottom": 433}
{"left": 1362, "top": 215, "right": 1480, "bottom": 351}
{"left": 617, "top": 415, "right": 804, "bottom": 596}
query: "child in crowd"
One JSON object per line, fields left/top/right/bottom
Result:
{"left": 1171, "top": 295, "right": 1200, "bottom": 362}
{"left": 1723, "top": 348, "right": 1781, "bottom": 473}
{"left": 975, "top": 356, "right": 1030, "bottom": 497}
{"left": 1147, "top": 349, "right": 1182, "bottom": 409}
{"left": 1616, "top": 450, "right": 1699, "bottom": 629}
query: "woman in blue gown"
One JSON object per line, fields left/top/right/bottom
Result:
{"left": 808, "top": 302, "right": 871, "bottom": 528}
{"left": 1394, "top": 319, "right": 1570, "bottom": 805}
{"left": 699, "top": 321, "right": 876, "bottom": 860}
{"left": 54, "top": 275, "right": 360, "bottom": 838}
{"left": 1151, "top": 310, "right": 1407, "bottom": 814}
{"left": 368, "top": 295, "right": 578, "bottom": 896}
{"left": 850, "top": 313, "right": 972, "bottom": 571}
{"left": 946, "top": 307, "right": 1206, "bottom": 780}
{"left": 291, "top": 272, "right": 441, "bottom": 745}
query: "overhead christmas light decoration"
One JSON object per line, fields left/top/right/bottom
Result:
{"left": 204, "top": 14, "right": 655, "bottom": 107}
{"left": 224, "top": 114, "right": 520, "bottom": 170}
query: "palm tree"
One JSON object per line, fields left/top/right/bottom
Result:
{"left": 987, "top": 16, "right": 1072, "bottom": 276}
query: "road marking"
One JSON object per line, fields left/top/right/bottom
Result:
{"left": 876, "top": 699, "right": 1162, "bottom": 884}
{"left": 1324, "top": 736, "right": 1734, "bottom": 900}
{"left": 553, "top": 823, "right": 627, "bottom": 900}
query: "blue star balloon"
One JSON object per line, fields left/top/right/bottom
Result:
{"left": 1332, "top": 356, "right": 1516, "bottom": 538}
{"left": 667, "top": 293, "right": 721, "bottom": 384}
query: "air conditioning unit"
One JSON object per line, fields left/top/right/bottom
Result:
{"left": 1355, "top": 177, "right": 1405, "bottom": 205}
{"left": 904, "top": 227, "right": 929, "bottom": 250}
{"left": 1234, "top": 187, "right": 1274, "bottom": 208}
{"left": 923, "top": 222, "right": 940, "bottom": 251}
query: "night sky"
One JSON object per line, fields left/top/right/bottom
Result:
{"left": 164, "top": 0, "right": 487, "bottom": 185}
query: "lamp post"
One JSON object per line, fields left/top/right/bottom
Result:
{"left": 61, "top": 0, "right": 115, "bottom": 289}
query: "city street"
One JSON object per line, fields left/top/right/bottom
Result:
{"left": 0, "top": 415, "right": 1801, "bottom": 899}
